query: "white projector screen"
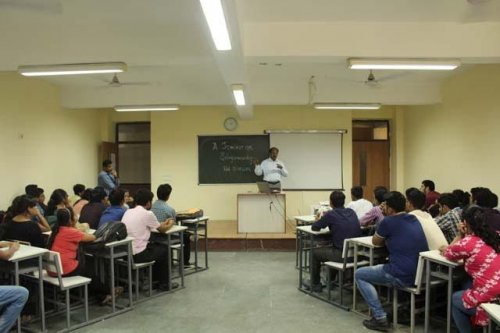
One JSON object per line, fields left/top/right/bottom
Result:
{"left": 270, "top": 132, "right": 344, "bottom": 190}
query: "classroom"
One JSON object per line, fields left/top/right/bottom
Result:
{"left": 0, "top": 1, "right": 500, "bottom": 332}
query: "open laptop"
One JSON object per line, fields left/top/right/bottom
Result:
{"left": 257, "top": 181, "right": 280, "bottom": 193}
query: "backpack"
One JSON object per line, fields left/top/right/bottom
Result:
{"left": 176, "top": 208, "right": 203, "bottom": 221}
{"left": 83, "top": 221, "right": 127, "bottom": 253}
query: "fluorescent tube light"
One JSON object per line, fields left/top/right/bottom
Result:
{"left": 232, "top": 84, "right": 246, "bottom": 106}
{"left": 199, "top": 0, "right": 232, "bottom": 51}
{"left": 348, "top": 58, "right": 460, "bottom": 71}
{"left": 314, "top": 103, "right": 381, "bottom": 110}
{"left": 114, "top": 104, "right": 179, "bottom": 112}
{"left": 18, "top": 62, "right": 127, "bottom": 76}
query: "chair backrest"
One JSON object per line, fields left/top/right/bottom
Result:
{"left": 42, "top": 250, "right": 64, "bottom": 287}
{"left": 413, "top": 255, "right": 425, "bottom": 293}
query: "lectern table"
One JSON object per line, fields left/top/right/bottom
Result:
{"left": 237, "top": 193, "right": 286, "bottom": 233}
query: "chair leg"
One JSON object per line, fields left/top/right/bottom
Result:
{"left": 392, "top": 288, "right": 398, "bottom": 328}
{"left": 84, "top": 285, "right": 89, "bottom": 322}
{"left": 339, "top": 271, "right": 344, "bottom": 305}
{"left": 148, "top": 265, "right": 152, "bottom": 297}
{"left": 135, "top": 268, "right": 139, "bottom": 301}
{"left": 327, "top": 268, "right": 331, "bottom": 301}
{"left": 410, "top": 292, "right": 415, "bottom": 333}
{"left": 66, "top": 289, "right": 71, "bottom": 328}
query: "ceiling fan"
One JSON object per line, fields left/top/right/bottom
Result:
{"left": 104, "top": 74, "right": 150, "bottom": 88}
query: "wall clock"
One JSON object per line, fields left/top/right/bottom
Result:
{"left": 223, "top": 117, "right": 238, "bottom": 131}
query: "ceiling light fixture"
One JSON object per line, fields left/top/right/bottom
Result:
{"left": 199, "top": 0, "right": 232, "bottom": 51}
{"left": 114, "top": 104, "right": 179, "bottom": 112}
{"left": 348, "top": 58, "right": 461, "bottom": 71}
{"left": 18, "top": 62, "right": 127, "bottom": 76}
{"left": 232, "top": 84, "right": 246, "bottom": 106}
{"left": 314, "top": 103, "right": 381, "bottom": 110}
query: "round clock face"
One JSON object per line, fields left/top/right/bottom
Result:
{"left": 224, "top": 117, "right": 238, "bottom": 131}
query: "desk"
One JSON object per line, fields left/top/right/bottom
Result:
{"left": 3, "top": 245, "right": 49, "bottom": 333}
{"left": 421, "top": 250, "right": 461, "bottom": 333}
{"left": 237, "top": 193, "right": 285, "bottom": 233}
{"left": 296, "top": 225, "right": 330, "bottom": 292}
{"left": 481, "top": 303, "right": 500, "bottom": 333}
{"left": 165, "top": 225, "right": 187, "bottom": 289}
{"left": 43, "top": 229, "right": 95, "bottom": 236}
{"left": 350, "top": 236, "right": 383, "bottom": 313}
{"left": 180, "top": 216, "right": 209, "bottom": 274}
{"left": 293, "top": 215, "right": 316, "bottom": 267}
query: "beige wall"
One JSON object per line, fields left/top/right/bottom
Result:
{"left": 402, "top": 64, "right": 500, "bottom": 196}
{"left": 150, "top": 105, "right": 395, "bottom": 221}
{"left": 0, "top": 73, "right": 102, "bottom": 209}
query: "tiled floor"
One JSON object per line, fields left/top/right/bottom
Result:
{"left": 70, "top": 251, "right": 451, "bottom": 333}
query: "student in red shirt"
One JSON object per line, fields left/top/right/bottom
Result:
{"left": 47, "top": 208, "right": 122, "bottom": 304}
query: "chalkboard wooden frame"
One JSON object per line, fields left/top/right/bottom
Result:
{"left": 198, "top": 135, "right": 270, "bottom": 184}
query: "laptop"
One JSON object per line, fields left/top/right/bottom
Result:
{"left": 257, "top": 181, "right": 280, "bottom": 193}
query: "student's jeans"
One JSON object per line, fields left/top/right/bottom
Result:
{"left": 451, "top": 290, "right": 476, "bottom": 333}
{"left": 355, "top": 264, "right": 405, "bottom": 320}
{"left": 0, "top": 286, "right": 29, "bottom": 332}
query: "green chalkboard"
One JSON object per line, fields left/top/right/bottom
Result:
{"left": 198, "top": 135, "right": 270, "bottom": 184}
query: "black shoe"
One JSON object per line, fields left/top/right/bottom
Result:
{"left": 302, "top": 280, "right": 323, "bottom": 293}
{"left": 362, "top": 317, "right": 390, "bottom": 332}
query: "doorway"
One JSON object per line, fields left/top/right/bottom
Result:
{"left": 352, "top": 120, "right": 390, "bottom": 201}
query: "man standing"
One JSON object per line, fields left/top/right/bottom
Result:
{"left": 254, "top": 147, "right": 288, "bottom": 191}
{"left": 151, "top": 184, "right": 191, "bottom": 267}
{"left": 98, "top": 160, "right": 120, "bottom": 195}
{"left": 355, "top": 191, "right": 428, "bottom": 331}
{"left": 121, "top": 189, "right": 178, "bottom": 291}
{"left": 303, "top": 191, "right": 361, "bottom": 292}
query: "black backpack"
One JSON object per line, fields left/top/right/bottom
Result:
{"left": 83, "top": 221, "right": 127, "bottom": 253}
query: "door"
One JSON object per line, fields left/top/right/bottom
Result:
{"left": 352, "top": 141, "right": 390, "bottom": 201}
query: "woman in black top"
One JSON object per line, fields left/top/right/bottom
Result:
{"left": 3, "top": 195, "right": 49, "bottom": 247}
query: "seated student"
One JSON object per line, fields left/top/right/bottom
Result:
{"left": 0, "top": 242, "right": 29, "bottom": 333}
{"left": 24, "top": 184, "right": 38, "bottom": 198}
{"left": 98, "top": 189, "right": 126, "bottom": 228}
{"left": 79, "top": 187, "right": 108, "bottom": 230}
{"left": 303, "top": 191, "right": 361, "bottom": 292}
{"left": 151, "top": 184, "right": 191, "bottom": 266}
{"left": 73, "top": 188, "right": 91, "bottom": 217}
{"left": 48, "top": 208, "right": 121, "bottom": 305}
{"left": 3, "top": 195, "right": 50, "bottom": 246}
{"left": 453, "top": 189, "right": 471, "bottom": 209}
{"left": 441, "top": 206, "right": 500, "bottom": 333}
{"left": 473, "top": 187, "right": 500, "bottom": 233}
{"left": 405, "top": 187, "right": 448, "bottom": 250}
{"left": 355, "top": 191, "right": 428, "bottom": 332}
{"left": 421, "top": 179, "right": 440, "bottom": 210}
{"left": 122, "top": 189, "right": 134, "bottom": 210}
{"left": 435, "top": 193, "right": 462, "bottom": 243}
{"left": 121, "top": 189, "right": 178, "bottom": 291}
{"left": 32, "top": 187, "right": 47, "bottom": 217}
{"left": 69, "top": 184, "right": 85, "bottom": 207}
{"left": 346, "top": 186, "right": 373, "bottom": 220}
{"left": 359, "top": 186, "right": 388, "bottom": 227}
{"left": 46, "top": 189, "right": 72, "bottom": 226}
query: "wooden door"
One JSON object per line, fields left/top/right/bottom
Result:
{"left": 352, "top": 141, "right": 390, "bottom": 201}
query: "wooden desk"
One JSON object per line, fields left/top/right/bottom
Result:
{"left": 296, "top": 225, "right": 330, "bottom": 293}
{"left": 2, "top": 245, "right": 49, "bottom": 333}
{"left": 180, "top": 216, "right": 209, "bottom": 274}
{"left": 420, "top": 250, "right": 461, "bottom": 333}
{"left": 165, "top": 225, "right": 188, "bottom": 289}
{"left": 237, "top": 193, "right": 285, "bottom": 233}
{"left": 481, "top": 303, "right": 500, "bottom": 333}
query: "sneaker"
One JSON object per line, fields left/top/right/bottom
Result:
{"left": 302, "top": 280, "right": 323, "bottom": 293}
{"left": 184, "top": 263, "right": 195, "bottom": 269}
{"left": 362, "top": 317, "right": 390, "bottom": 332}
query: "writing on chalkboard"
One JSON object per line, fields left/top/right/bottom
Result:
{"left": 198, "top": 135, "right": 270, "bottom": 184}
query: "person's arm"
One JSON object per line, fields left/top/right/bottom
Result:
{"left": 372, "top": 233, "right": 385, "bottom": 247}
{"left": 33, "top": 209, "right": 50, "bottom": 232}
{"left": 277, "top": 162, "right": 288, "bottom": 177}
{"left": 359, "top": 207, "right": 378, "bottom": 226}
{"left": 157, "top": 218, "right": 174, "bottom": 233}
{"left": 254, "top": 159, "right": 263, "bottom": 176}
{"left": 311, "top": 214, "right": 328, "bottom": 231}
{"left": 111, "top": 170, "right": 120, "bottom": 187}
{"left": 99, "top": 172, "right": 117, "bottom": 191}
{"left": 0, "top": 242, "right": 19, "bottom": 260}
{"left": 81, "top": 234, "right": 96, "bottom": 243}
{"left": 372, "top": 218, "right": 389, "bottom": 246}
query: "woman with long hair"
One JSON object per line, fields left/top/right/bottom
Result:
{"left": 441, "top": 205, "right": 500, "bottom": 333}
{"left": 48, "top": 207, "right": 122, "bottom": 305}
